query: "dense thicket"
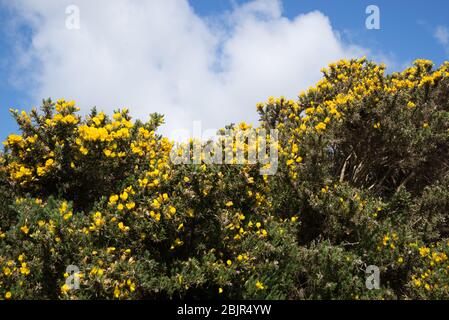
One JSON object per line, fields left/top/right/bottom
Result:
{"left": 1, "top": 58, "right": 449, "bottom": 300}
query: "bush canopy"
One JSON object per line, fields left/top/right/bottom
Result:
{"left": 1, "top": 58, "right": 449, "bottom": 300}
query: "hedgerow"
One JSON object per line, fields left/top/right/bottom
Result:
{"left": 1, "top": 57, "right": 449, "bottom": 300}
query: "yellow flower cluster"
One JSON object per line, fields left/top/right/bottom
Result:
{"left": 411, "top": 242, "right": 449, "bottom": 295}
{"left": 257, "top": 58, "right": 449, "bottom": 181}
{"left": 0, "top": 253, "right": 31, "bottom": 299}
{"left": 2, "top": 100, "right": 173, "bottom": 189}
{"left": 45, "top": 100, "right": 80, "bottom": 127}
{"left": 380, "top": 232, "right": 399, "bottom": 250}
{"left": 2, "top": 57, "right": 448, "bottom": 300}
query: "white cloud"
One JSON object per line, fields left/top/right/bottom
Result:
{"left": 435, "top": 26, "right": 449, "bottom": 51}
{"left": 6, "top": 0, "right": 369, "bottom": 137}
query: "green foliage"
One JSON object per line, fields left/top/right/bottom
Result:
{"left": 1, "top": 58, "right": 449, "bottom": 300}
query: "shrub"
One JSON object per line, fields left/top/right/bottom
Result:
{"left": 1, "top": 58, "right": 449, "bottom": 300}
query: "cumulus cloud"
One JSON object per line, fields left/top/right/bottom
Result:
{"left": 5, "top": 0, "right": 368, "bottom": 137}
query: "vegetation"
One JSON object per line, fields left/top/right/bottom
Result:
{"left": 1, "top": 58, "right": 449, "bottom": 300}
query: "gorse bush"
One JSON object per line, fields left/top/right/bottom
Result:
{"left": 1, "top": 57, "right": 449, "bottom": 300}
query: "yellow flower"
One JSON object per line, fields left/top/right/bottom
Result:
{"left": 255, "top": 281, "right": 265, "bottom": 290}
{"left": 79, "top": 146, "right": 88, "bottom": 155}
{"left": 5, "top": 292, "right": 12, "bottom": 299}
{"left": 20, "top": 263, "right": 30, "bottom": 275}
{"left": 218, "top": 288, "right": 223, "bottom": 294}
{"left": 382, "top": 235, "right": 390, "bottom": 246}
{"left": 407, "top": 101, "right": 416, "bottom": 109}
{"left": 419, "top": 247, "right": 430, "bottom": 257}
{"left": 226, "top": 260, "right": 232, "bottom": 266}
{"left": 373, "top": 122, "right": 381, "bottom": 129}
{"left": 305, "top": 107, "right": 315, "bottom": 115}
{"left": 45, "top": 159, "right": 54, "bottom": 167}
{"left": 118, "top": 222, "right": 130, "bottom": 232}
{"left": 183, "top": 177, "right": 190, "bottom": 183}
{"left": 63, "top": 212, "right": 73, "bottom": 220}
{"left": 107, "top": 247, "right": 116, "bottom": 254}
{"left": 3, "top": 267, "right": 12, "bottom": 276}
{"left": 126, "top": 202, "right": 136, "bottom": 210}
{"left": 120, "top": 192, "right": 129, "bottom": 201}
{"left": 36, "top": 167, "right": 46, "bottom": 176}
{"left": 61, "top": 284, "right": 71, "bottom": 294}
{"left": 114, "top": 286, "right": 120, "bottom": 298}
{"left": 59, "top": 201, "right": 68, "bottom": 214}
{"left": 152, "top": 199, "right": 161, "bottom": 209}
{"left": 5, "top": 134, "right": 23, "bottom": 147}
{"left": 109, "top": 195, "right": 119, "bottom": 204}
{"left": 413, "top": 279, "right": 421, "bottom": 287}
{"left": 315, "top": 122, "right": 326, "bottom": 132}
{"left": 225, "top": 201, "right": 234, "bottom": 207}
{"left": 90, "top": 267, "right": 98, "bottom": 276}
{"left": 170, "top": 238, "right": 184, "bottom": 250}
{"left": 20, "top": 225, "right": 29, "bottom": 235}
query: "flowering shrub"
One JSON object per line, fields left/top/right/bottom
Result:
{"left": 1, "top": 58, "right": 449, "bottom": 300}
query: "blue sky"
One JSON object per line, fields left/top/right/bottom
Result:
{"left": 193, "top": 0, "right": 449, "bottom": 64}
{"left": 1, "top": 0, "right": 449, "bottom": 143}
